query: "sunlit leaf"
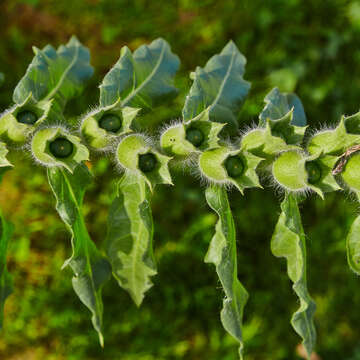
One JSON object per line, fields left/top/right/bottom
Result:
{"left": 99, "top": 38, "right": 180, "bottom": 109}
{"left": 47, "top": 164, "right": 111, "bottom": 346}
{"left": 106, "top": 173, "right": 156, "bottom": 306}
{"left": 183, "top": 40, "right": 250, "bottom": 132}
{"left": 205, "top": 185, "right": 249, "bottom": 359}
{"left": 13, "top": 36, "right": 93, "bottom": 111}
{"left": 271, "top": 193, "right": 316, "bottom": 358}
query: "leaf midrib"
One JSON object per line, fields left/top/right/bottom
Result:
{"left": 43, "top": 44, "right": 80, "bottom": 101}
{"left": 121, "top": 42, "right": 166, "bottom": 106}
{"left": 208, "top": 50, "right": 236, "bottom": 112}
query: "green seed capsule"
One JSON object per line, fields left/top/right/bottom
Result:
{"left": 224, "top": 156, "right": 244, "bottom": 178}
{"left": 49, "top": 137, "right": 74, "bottom": 158}
{"left": 305, "top": 161, "right": 322, "bottom": 184}
{"left": 16, "top": 110, "right": 38, "bottom": 125}
{"left": 272, "top": 151, "right": 307, "bottom": 191}
{"left": 138, "top": 153, "right": 157, "bottom": 173}
{"left": 185, "top": 128, "right": 204, "bottom": 147}
{"left": 342, "top": 153, "right": 360, "bottom": 191}
{"left": 99, "top": 114, "right": 122, "bottom": 133}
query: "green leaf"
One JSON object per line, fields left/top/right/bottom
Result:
{"left": 182, "top": 40, "right": 251, "bottom": 132}
{"left": 346, "top": 215, "right": 360, "bottom": 274}
{"left": 106, "top": 173, "right": 156, "bottom": 306}
{"left": 205, "top": 185, "right": 249, "bottom": 359}
{"left": 0, "top": 73, "right": 4, "bottom": 87}
{"left": 259, "top": 87, "right": 307, "bottom": 127}
{"left": 99, "top": 38, "right": 180, "bottom": 109}
{"left": 271, "top": 193, "right": 316, "bottom": 358}
{"left": 0, "top": 167, "right": 13, "bottom": 330}
{"left": 13, "top": 36, "right": 93, "bottom": 111}
{"left": 0, "top": 143, "right": 12, "bottom": 168}
{"left": 47, "top": 164, "right": 111, "bottom": 346}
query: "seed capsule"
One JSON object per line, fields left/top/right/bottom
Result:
{"left": 342, "top": 152, "right": 360, "bottom": 192}
{"left": 49, "top": 137, "right": 74, "bottom": 158}
{"left": 272, "top": 151, "right": 307, "bottom": 191}
{"left": 305, "top": 161, "right": 322, "bottom": 184}
{"left": 185, "top": 128, "right": 204, "bottom": 147}
{"left": 138, "top": 153, "right": 157, "bottom": 173}
{"left": 16, "top": 110, "right": 38, "bottom": 125}
{"left": 225, "top": 156, "right": 244, "bottom": 178}
{"left": 99, "top": 113, "right": 122, "bottom": 133}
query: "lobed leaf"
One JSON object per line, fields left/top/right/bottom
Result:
{"left": 106, "top": 173, "right": 156, "bottom": 306}
{"left": 47, "top": 164, "right": 111, "bottom": 346}
{"left": 13, "top": 36, "right": 93, "bottom": 111}
{"left": 99, "top": 38, "right": 180, "bottom": 109}
{"left": 183, "top": 40, "right": 251, "bottom": 132}
{"left": 271, "top": 193, "right": 316, "bottom": 358}
{"left": 259, "top": 87, "right": 307, "bottom": 127}
{"left": 205, "top": 185, "right": 249, "bottom": 359}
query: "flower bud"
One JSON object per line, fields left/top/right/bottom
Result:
{"left": 272, "top": 150, "right": 339, "bottom": 197}
{"left": 0, "top": 94, "right": 52, "bottom": 144}
{"left": 198, "top": 146, "right": 262, "bottom": 194}
{"left": 116, "top": 134, "right": 172, "bottom": 189}
{"left": 241, "top": 110, "right": 304, "bottom": 159}
{"left": 31, "top": 126, "right": 89, "bottom": 173}
{"left": 80, "top": 99, "right": 140, "bottom": 150}
{"left": 160, "top": 119, "right": 223, "bottom": 157}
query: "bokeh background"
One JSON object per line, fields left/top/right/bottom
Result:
{"left": 1, "top": 0, "right": 360, "bottom": 359}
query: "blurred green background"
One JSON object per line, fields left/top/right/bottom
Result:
{"left": 1, "top": 0, "right": 360, "bottom": 359}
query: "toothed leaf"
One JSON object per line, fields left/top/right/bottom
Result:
{"left": 271, "top": 193, "right": 316, "bottom": 358}
{"left": 47, "top": 164, "right": 111, "bottom": 346}
{"left": 13, "top": 36, "right": 93, "bottom": 111}
{"left": 259, "top": 87, "right": 307, "bottom": 127}
{"left": 106, "top": 174, "right": 156, "bottom": 306}
{"left": 99, "top": 38, "right": 180, "bottom": 109}
{"left": 205, "top": 186, "right": 249, "bottom": 359}
{"left": 183, "top": 41, "right": 250, "bottom": 132}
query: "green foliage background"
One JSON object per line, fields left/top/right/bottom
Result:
{"left": 1, "top": 0, "right": 360, "bottom": 359}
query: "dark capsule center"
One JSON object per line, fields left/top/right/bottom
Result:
{"left": 138, "top": 153, "right": 157, "bottom": 173}
{"left": 185, "top": 128, "right": 204, "bottom": 147}
{"left": 16, "top": 110, "right": 38, "bottom": 125}
{"left": 225, "top": 156, "right": 244, "bottom": 178}
{"left": 49, "top": 137, "right": 74, "bottom": 159}
{"left": 99, "top": 114, "right": 122, "bottom": 133}
{"left": 305, "top": 161, "right": 322, "bottom": 184}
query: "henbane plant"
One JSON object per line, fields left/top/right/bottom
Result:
{"left": 0, "top": 36, "right": 360, "bottom": 359}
